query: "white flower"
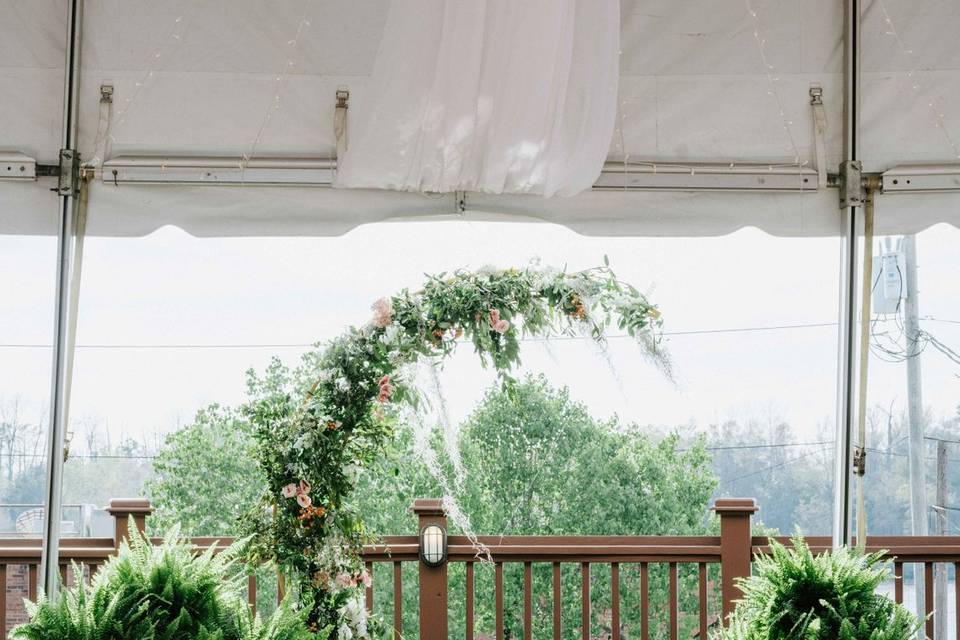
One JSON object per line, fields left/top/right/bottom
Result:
{"left": 338, "top": 623, "right": 353, "bottom": 640}
{"left": 336, "top": 377, "right": 350, "bottom": 392}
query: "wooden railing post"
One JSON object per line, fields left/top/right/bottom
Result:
{"left": 107, "top": 499, "right": 153, "bottom": 550}
{"left": 413, "top": 498, "right": 447, "bottom": 640}
{"left": 713, "top": 498, "right": 757, "bottom": 622}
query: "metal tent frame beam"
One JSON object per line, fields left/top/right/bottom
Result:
{"left": 40, "top": 0, "right": 83, "bottom": 599}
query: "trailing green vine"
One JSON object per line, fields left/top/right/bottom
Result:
{"left": 239, "top": 263, "right": 667, "bottom": 637}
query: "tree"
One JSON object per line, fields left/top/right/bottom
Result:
{"left": 146, "top": 404, "right": 265, "bottom": 536}
{"left": 352, "top": 375, "right": 718, "bottom": 639}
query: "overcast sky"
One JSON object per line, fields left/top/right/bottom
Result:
{"left": 2, "top": 220, "right": 958, "bottom": 455}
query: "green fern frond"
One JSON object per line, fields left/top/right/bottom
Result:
{"left": 712, "top": 536, "right": 923, "bottom": 640}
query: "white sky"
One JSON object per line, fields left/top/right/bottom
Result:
{"left": 1, "top": 220, "right": 959, "bottom": 452}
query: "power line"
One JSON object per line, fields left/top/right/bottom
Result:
{"left": 0, "top": 320, "right": 841, "bottom": 350}
{"left": 703, "top": 440, "right": 834, "bottom": 452}
{"left": 719, "top": 446, "right": 834, "bottom": 487}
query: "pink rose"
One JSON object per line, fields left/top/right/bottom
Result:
{"left": 335, "top": 573, "right": 353, "bottom": 589}
{"left": 297, "top": 493, "right": 312, "bottom": 508}
{"left": 281, "top": 483, "right": 298, "bottom": 499}
{"left": 360, "top": 570, "right": 372, "bottom": 588}
{"left": 370, "top": 298, "right": 393, "bottom": 328}
{"left": 493, "top": 319, "right": 510, "bottom": 334}
{"left": 489, "top": 309, "right": 500, "bottom": 324}
{"left": 298, "top": 479, "right": 311, "bottom": 496}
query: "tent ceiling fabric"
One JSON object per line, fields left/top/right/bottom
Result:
{"left": 1, "top": 0, "right": 959, "bottom": 237}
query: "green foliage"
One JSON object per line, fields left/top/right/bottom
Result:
{"left": 147, "top": 404, "right": 265, "bottom": 536}
{"left": 239, "top": 264, "right": 667, "bottom": 631}
{"left": 12, "top": 522, "right": 316, "bottom": 640}
{"left": 354, "top": 375, "right": 717, "bottom": 639}
{"left": 713, "top": 537, "right": 921, "bottom": 640}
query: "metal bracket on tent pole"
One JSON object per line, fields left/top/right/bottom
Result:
{"left": 838, "top": 160, "right": 864, "bottom": 208}
{"left": 809, "top": 85, "right": 828, "bottom": 188}
{"left": 454, "top": 190, "right": 467, "bottom": 214}
{"left": 57, "top": 148, "right": 81, "bottom": 197}
{"left": 334, "top": 87, "right": 349, "bottom": 163}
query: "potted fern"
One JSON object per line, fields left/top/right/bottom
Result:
{"left": 714, "top": 536, "right": 923, "bottom": 640}
{"left": 13, "top": 523, "right": 320, "bottom": 640}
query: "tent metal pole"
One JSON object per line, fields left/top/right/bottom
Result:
{"left": 832, "top": 0, "right": 862, "bottom": 550}
{"left": 40, "top": 0, "right": 84, "bottom": 600}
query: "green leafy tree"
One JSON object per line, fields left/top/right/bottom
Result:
{"left": 146, "top": 405, "right": 265, "bottom": 537}
{"left": 354, "top": 375, "right": 718, "bottom": 640}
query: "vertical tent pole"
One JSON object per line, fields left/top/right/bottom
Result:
{"left": 40, "top": 0, "right": 84, "bottom": 600}
{"left": 833, "top": 0, "right": 862, "bottom": 549}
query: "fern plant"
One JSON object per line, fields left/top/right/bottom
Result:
{"left": 13, "top": 521, "right": 320, "bottom": 640}
{"left": 713, "top": 536, "right": 922, "bottom": 640}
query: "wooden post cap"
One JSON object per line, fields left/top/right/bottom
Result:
{"left": 712, "top": 498, "right": 758, "bottom": 515}
{"left": 411, "top": 498, "right": 446, "bottom": 517}
{"left": 106, "top": 499, "right": 154, "bottom": 516}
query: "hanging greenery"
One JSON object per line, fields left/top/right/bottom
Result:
{"left": 239, "top": 262, "right": 667, "bottom": 636}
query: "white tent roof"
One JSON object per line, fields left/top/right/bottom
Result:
{"left": 2, "top": 0, "right": 959, "bottom": 237}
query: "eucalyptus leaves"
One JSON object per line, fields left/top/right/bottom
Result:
{"left": 240, "top": 263, "right": 667, "bottom": 635}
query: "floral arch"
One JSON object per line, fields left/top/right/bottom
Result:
{"left": 239, "top": 263, "right": 667, "bottom": 636}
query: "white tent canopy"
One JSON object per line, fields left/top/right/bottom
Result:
{"left": 2, "top": 0, "right": 959, "bottom": 238}
{"left": 2, "top": 0, "right": 960, "bottom": 596}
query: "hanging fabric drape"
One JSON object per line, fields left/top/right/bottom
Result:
{"left": 335, "top": 0, "right": 620, "bottom": 197}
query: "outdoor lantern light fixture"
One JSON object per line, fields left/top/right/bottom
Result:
{"left": 419, "top": 524, "right": 447, "bottom": 567}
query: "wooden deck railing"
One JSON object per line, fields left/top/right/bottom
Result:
{"left": 0, "top": 498, "right": 956, "bottom": 639}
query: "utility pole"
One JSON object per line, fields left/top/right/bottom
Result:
{"left": 902, "top": 234, "right": 927, "bottom": 627}
{"left": 934, "top": 441, "right": 947, "bottom": 640}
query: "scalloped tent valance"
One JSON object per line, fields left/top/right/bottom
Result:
{"left": 1, "top": 0, "right": 959, "bottom": 237}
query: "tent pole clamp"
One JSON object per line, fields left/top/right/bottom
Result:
{"left": 56, "top": 149, "right": 81, "bottom": 197}
{"left": 839, "top": 160, "right": 864, "bottom": 208}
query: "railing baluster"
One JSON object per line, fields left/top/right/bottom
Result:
{"left": 894, "top": 562, "right": 903, "bottom": 604}
{"left": 553, "top": 562, "right": 561, "bottom": 640}
{"left": 611, "top": 563, "right": 620, "bottom": 640}
{"left": 524, "top": 562, "right": 533, "bottom": 640}
{"left": 247, "top": 574, "right": 257, "bottom": 614}
{"left": 495, "top": 562, "right": 504, "bottom": 640}
{"left": 669, "top": 562, "right": 679, "bottom": 640}
{"left": 640, "top": 562, "right": 649, "bottom": 640}
{"left": 365, "top": 561, "right": 373, "bottom": 614}
{"left": 581, "top": 562, "right": 590, "bottom": 640}
{"left": 0, "top": 564, "right": 6, "bottom": 640}
{"left": 394, "top": 562, "right": 403, "bottom": 640}
{"left": 465, "top": 561, "right": 473, "bottom": 640}
{"left": 699, "top": 562, "right": 708, "bottom": 640}
{"left": 28, "top": 563, "right": 37, "bottom": 601}
{"left": 954, "top": 562, "right": 959, "bottom": 640}
{"left": 925, "top": 563, "right": 934, "bottom": 640}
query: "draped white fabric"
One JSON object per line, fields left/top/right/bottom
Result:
{"left": 334, "top": 0, "right": 620, "bottom": 197}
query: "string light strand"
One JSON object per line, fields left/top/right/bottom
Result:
{"left": 743, "top": 0, "right": 805, "bottom": 167}
{"left": 241, "top": 1, "right": 313, "bottom": 176}
{"left": 876, "top": 0, "right": 960, "bottom": 160}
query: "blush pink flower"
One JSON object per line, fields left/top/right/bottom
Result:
{"left": 281, "top": 483, "right": 298, "bottom": 499}
{"left": 297, "top": 493, "right": 312, "bottom": 508}
{"left": 493, "top": 319, "right": 510, "bottom": 334}
{"left": 360, "top": 570, "right": 372, "bottom": 588}
{"left": 298, "top": 479, "right": 311, "bottom": 496}
{"left": 377, "top": 375, "right": 394, "bottom": 403}
{"left": 489, "top": 309, "right": 501, "bottom": 324}
{"left": 370, "top": 298, "right": 394, "bottom": 328}
{"left": 335, "top": 572, "right": 353, "bottom": 589}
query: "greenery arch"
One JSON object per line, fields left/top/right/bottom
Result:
{"left": 239, "top": 263, "right": 667, "bottom": 637}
